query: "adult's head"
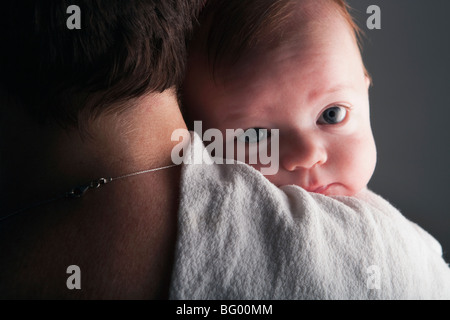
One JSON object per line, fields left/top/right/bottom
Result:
{"left": 1, "top": 0, "right": 203, "bottom": 128}
{"left": 0, "top": 1, "right": 205, "bottom": 299}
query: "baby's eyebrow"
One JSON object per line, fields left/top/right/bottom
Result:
{"left": 223, "top": 106, "right": 266, "bottom": 124}
{"left": 223, "top": 110, "right": 256, "bottom": 124}
{"left": 308, "top": 83, "right": 356, "bottom": 102}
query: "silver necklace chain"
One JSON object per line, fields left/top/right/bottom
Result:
{"left": 0, "top": 163, "right": 180, "bottom": 223}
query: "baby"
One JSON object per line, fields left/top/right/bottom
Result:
{"left": 182, "top": 0, "right": 376, "bottom": 196}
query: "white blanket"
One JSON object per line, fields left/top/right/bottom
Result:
{"left": 169, "top": 132, "right": 450, "bottom": 299}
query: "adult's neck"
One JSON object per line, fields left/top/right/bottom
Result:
{"left": 0, "top": 90, "right": 186, "bottom": 216}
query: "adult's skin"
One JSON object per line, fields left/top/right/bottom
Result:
{"left": 0, "top": 92, "right": 185, "bottom": 298}
{"left": 0, "top": 1, "right": 200, "bottom": 299}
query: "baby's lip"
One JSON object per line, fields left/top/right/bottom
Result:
{"left": 305, "top": 184, "right": 335, "bottom": 194}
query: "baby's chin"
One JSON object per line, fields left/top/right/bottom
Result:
{"left": 251, "top": 165, "right": 365, "bottom": 197}
{"left": 276, "top": 182, "right": 361, "bottom": 197}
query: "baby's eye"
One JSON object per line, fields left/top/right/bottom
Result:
{"left": 237, "top": 128, "right": 270, "bottom": 143}
{"left": 317, "top": 106, "right": 347, "bottom": 125}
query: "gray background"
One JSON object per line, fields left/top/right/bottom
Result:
{"left": 347, "top": 0, "right": 450, "bottom": 262}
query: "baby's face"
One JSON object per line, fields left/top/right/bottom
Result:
{"left": 183, "top": 8, "right": 376, "bottom": 196}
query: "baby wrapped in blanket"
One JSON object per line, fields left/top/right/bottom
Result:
{"left": 170, "top": 132, "right": 450, "bottom": 299}
{"left": 171, "top": 0, "right": 450, "bottom": 298}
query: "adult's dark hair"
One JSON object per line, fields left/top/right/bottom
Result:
{"left": 0, "top": 0, "right": 203, "bottom": 127}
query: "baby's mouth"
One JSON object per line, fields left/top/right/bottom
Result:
{"left": 305, "top": 184, "right": 335, "bottom": 195}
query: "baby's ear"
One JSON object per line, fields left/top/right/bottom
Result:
{"left": 364, "top": 68, "right": 373, "bottom": 88}
{"left": 365, "top": 75, "right": 372, "bottom": 89}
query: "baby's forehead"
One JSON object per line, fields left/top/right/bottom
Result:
{"left": 264, "top": 2, "right": 357, "bottom": 53}
{"left": 204, "top": 0, "right": 358, "bottom": 77}
{"left": 214, "top": 21, "right": 359, "bottom": 86}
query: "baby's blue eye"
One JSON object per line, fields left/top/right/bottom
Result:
{"left": 318, "top": 106, "right": 347, "bottom": 125}
{"left": 237, "top": 128, "right": 270, "bottom": 143}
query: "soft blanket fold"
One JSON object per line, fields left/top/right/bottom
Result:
{"left": 169, "top": 132, "right": 450, "bottom": 299}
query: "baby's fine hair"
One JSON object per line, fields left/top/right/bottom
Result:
{"left": 192, "top": 0, "right": 365, "bottom": 73}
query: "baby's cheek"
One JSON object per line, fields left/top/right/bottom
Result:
{"left": 246, "top": 162, "right": 282, "bottom": 185}
{"left": 345, "top": 132, "right": 377, "bottom": 192}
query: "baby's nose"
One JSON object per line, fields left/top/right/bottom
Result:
{"left": 281, "top": 134, "right": 327, "bottom": 171}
